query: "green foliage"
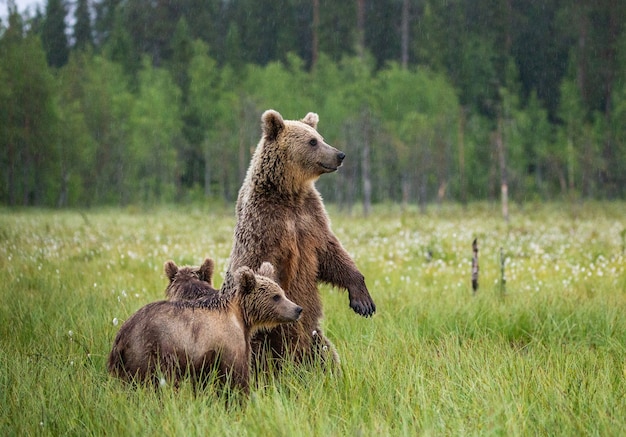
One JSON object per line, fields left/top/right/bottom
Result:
{"left": 79, "top": 55, "right": 134, "bottom": 205}
{"left": 1, "top": 204, "right": 626, "bottom": 434}
{"left": 41, "top": 0, "right": 68, "bottom": 68}
{"left": 0, "top": 17, "right": 59, "bottom": 206}
{"left": 73, "top": 0, "right": 92, "bottom": 51}
{"left": 129, "top": 58, "right": 182, "bottom": 204}
{"left": 3, "top": 1, "right": 626, "bottom": 206}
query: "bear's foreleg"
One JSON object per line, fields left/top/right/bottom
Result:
{"left": 318, "top": 236, "right": 376, "bottom": 317}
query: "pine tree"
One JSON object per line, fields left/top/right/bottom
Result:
{"left": 93, "top": 0, "right": 120, "bottom": 46}
{"left": 41, "top": 0, "right": 69, "bottom": 68}
{"left": 73, "top": 0, "right": 93, "bottom": 51}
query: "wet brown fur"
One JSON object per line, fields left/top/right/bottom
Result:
{"left": 228, "top": 110, "right": 376, "bottom": 368}
{"left": 107, "top": 262, "right": 302, "bottom": 393}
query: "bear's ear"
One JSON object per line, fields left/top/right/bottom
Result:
{"left": 235, "top": 266, "right": 256, "bottom": 295}
{"left": 262, "top": 109, "right": 285, "bottom": 141}
{"left": 164, "top": 260, "right": 178, "bottom": 282}
{"left": 257, "top": 262, "right": 276, "bottom": 280}
{"left": 198, "top": 258, "right": 215, "bottom": 284}
{"left": 302, "top": 112, "right": 319, "bottom": 130}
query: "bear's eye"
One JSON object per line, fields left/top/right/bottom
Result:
{"left": 309, "top": 138, "right": 318, "bottom": 147}
{"left": 272, "top": 294, "right": 281, "bottom": 302}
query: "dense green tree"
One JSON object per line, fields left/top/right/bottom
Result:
{"left": 169, "top": 18, "right": 193, "bottom": 102}
{"left": 318, "top": 0, "right": 356, "bottom": 61}
{"left": 93, "top": 0, "right": 120, "bottom": 46}
{"left": 55, "top": 52, "right": 97, "bottom": 206}
{"left": 557, "top": 74, "right": 586, "bottom": 198}
{"left": 378, "top": 63, "right": 459, "bottom": 208}
{"left": 0, "top": 10, "right": 59, "bottom": 205}
{"left": 41, "top": 0, "right": 69, "bottom": 67}
{"left": 512, "top": 0, "right": 570, "bottom": 118}
{"left": 365, "top": 0, "right": 402, "bottom": 67}
{"left": 101, "top": 5, "right": 140, "bottom": 88}
{"left": 129, "top": 59, "right": 182, "bottom": 203}
{"left": 73, "top": 0, "right": 93, "bottom": 50}
{"left": 184, "top": 40, "right": 220, "bottom": 194}
{"left": 123, "top": 0, "right": 182, "bottom": 66}
{"left": 3, "top": 0, "right": 626, "bottom": 208}
{"left": 79, "top": 55, "right": 133, "bottom": 204}
{"left": 186, "top": 40, "right": 246, "bottom": 199}
{"left": 336, "top": 54, "right": 378, "bottom": 213}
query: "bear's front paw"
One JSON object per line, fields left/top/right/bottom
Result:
{"left": 349, "top": 297, "right": 376, "bottom": 317}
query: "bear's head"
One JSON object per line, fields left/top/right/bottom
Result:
{"left": 164, "top": 257, "right": 217, "bottom": 301}
{"left": 261, "top": 109, "right": 345, "bottom": 185}
{"left": 234, "top": 262, "right": 302, "bottom": 331}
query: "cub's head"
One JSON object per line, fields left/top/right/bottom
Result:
{"left": 234, "top": 262, "right": 302, "bottom": 331}
{"left": 261, "top": 109, "right": 345, "bottom": 183}
{"left": 164, "top": 257, "right": 217, "bottom": 301}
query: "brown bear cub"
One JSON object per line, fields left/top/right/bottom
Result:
{"left": 107, "top": 262, "right": 302, "bottom": 394}
{"left": 228, "top": 109, "right": 376, "bottom": 367}
{"left": 164, "top": 257, "right": 218, "bottom": 302}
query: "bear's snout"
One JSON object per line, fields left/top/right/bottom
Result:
{"left": 337, "top": 152, "right": 345, "bottom": 162}
{"left": 291, "top": 305, "right": 303, "bottom": 321}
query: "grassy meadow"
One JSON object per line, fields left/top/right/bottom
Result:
{"left": 1, "top": 202, "right": 625, "bottom": 435}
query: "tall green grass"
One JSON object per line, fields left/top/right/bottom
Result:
{"left": 1, "top": 202, "right": 625, "bottom": 435}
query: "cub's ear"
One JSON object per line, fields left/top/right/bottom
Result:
{"left": 164, "top": 260, "right": 178, "bottom": 282}
{"left": 235, "top": 266, "right": 256, "bottom": 295}
{"left": 302, "top": 112, "right": 319, "bottom": 130}
{"left": 262, "top": 109, "right": 285, "bottom": 141}
{"left": 257, "top": 262, "right": 276, "bottom": 280}
{"left": 198, "top": 258, "right": 215, "bottom": 286}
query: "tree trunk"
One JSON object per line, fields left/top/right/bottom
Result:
{"left": 204, "top": 137, "right": 214, "bottom": 198}
{"left": 57, "top": 170, "right": 69, "bottom": 207}
{"left": 418, "top": 172, "right": 427, "bottom": 214}
{"left": 401, "top": 175, "right": 410, "bottom": 211}
{"left": 602, "top": 0, "right": 618, "bottom": 197}
{"left": 7, "top": 136, "right": 16, "bottom": 206}
{"left": 311, "top": 0, "right": 320, "bottom": 68}
{"left": 401, "top": 0, "right": 409, "bottom": 68}
{"left": 496, "top": 117, "right": 509, "bottom": 222}
{"left": 567, "top": 138, "right": 575, "bottom": 193}
{"left": 361, "top": 112, "right": 371, "bottom": 217}
{"left": 576, "top": 10, "right": 589, "bottom": 107}
{"left": 356, "top": 0, "right": 365, "bottom": 57}
{"left": 458, "top": 106, "right": 467, "bottom": 206}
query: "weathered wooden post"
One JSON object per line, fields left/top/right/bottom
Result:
{"left": 472, "top": 238, "right": 479, "bottom": 294}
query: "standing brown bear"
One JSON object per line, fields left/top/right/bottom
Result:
{"left": 228, "top": 109, "right": 376, "bottom": 367}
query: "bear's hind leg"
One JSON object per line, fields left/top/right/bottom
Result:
{"left": 310, "top": 328, "right": 340, "bottom": 369}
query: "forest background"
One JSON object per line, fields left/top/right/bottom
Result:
{"left": 2, "top": 0, "right": 626, "bottom": 211}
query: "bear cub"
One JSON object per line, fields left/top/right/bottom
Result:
{"left": 107, "top": 261, "right": 302, "bottom": 393}
{"left": 164, "top": 257, "right": 219, "bottom": 302}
